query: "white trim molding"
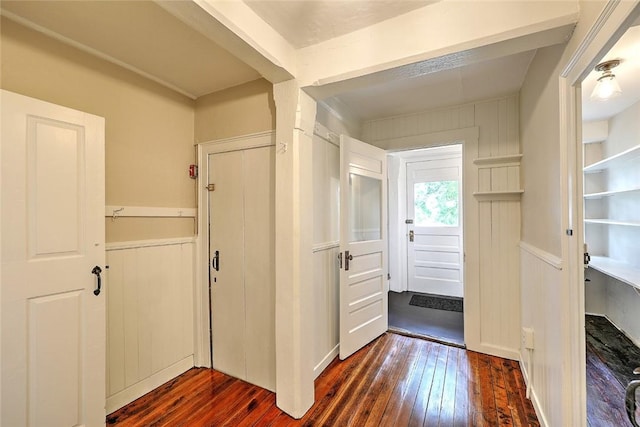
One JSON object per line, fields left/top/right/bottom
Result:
{"left": 519, "top": 241, "right": 563, "bottom": 270}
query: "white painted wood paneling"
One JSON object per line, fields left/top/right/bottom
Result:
{"left": 311, "top": 132, "right": 340, "bottom": 378}
{"left": 363, "top": 95, "right": 522, "bottom": 359}
{"left": 105, "top": 238, "right": 194, "bottom": 413}
{"left": 520, "top": 244, "right": 564, "bottom": 427}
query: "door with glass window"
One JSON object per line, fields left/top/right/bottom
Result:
{"left": 339, "top": 135, "right": 388, "bottom": 360}
{"left": 406, "top": 155, "right": 463, "bottom": 297}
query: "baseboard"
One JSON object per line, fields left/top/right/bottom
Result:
{"left": 519, "top": 353, "right": 549, "bottom": 427}
{"left": 313, "top": 344, "right": 339, "bottom": 379}
{"left": 528, "top": 384, "right": 550, "bottom": 427}
{"left": 471, "top": 342, "right": 520, "bottom": 361}
{"left": 106, "top": 355, "right": 194, "bottom": 414}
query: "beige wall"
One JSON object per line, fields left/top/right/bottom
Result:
{"left": 519, "top": 44, "right": 565, "bottom": 257}
{"left": 195, "top": 78, "right": 275, "bottom": 143}
{"left": 1, "top": 18, "right": 197, "bottom": 242}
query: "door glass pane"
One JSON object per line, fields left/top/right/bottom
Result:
{"left": 350, "top": 173, "right": 381, "bottom": 242}
{"left": 414, "top": 180, "right": 459, "bottom": 226}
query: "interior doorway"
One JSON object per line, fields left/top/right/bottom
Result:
{"left": 387, "top": 144, "right": 464, "bottom": 347}
{"left": 580, "top": 21, "right": 640, "bottom": 427}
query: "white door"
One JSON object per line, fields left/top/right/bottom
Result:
{"left": 406, "top": 154, "right": 463, "bottom": 297}
{"left": 1, "top": 90, "right": 106, "bottom": 426}
{"left": 339, "top": 135, "right": 388, "bottom": 360}
{"left": 208, "top": 146, "right": 275, "bottom": 391}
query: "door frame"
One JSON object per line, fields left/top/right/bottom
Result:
{"left": 385, "top": 126, "right": 480, "bottom": 351}
{"left": 194, "top": 130, "right": 275, "bottom": 368}
{"left": 559, "top": 2, "right": 640, "bottom": 425}
{"left": 391, "top": 144, "right": 464, "bottom": 296}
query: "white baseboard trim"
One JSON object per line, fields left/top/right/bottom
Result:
{"left": 472, "top": 343, "right": 520, "bottom": 361}
{"left": 519, "top": 354, "right": 548, "bottom": 427}
{"left": 106, "top": 355, "right": 194, "bottom": 414}
{"left": 313, "top": 344, "right": 339, "bottom": 379}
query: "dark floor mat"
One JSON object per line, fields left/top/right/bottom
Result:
{"left": 409, "top": 293, "right": 463, "bottom": 312}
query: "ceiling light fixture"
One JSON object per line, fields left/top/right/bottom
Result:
{"left": 591, "top": 59, "right": 622, "bottom": 100}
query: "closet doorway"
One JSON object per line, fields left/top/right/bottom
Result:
{"left": 388, "top": 144, "right": 464, "bottom": 347}
{"left": 205, "top": 135, "right": 276, "bottom": 392}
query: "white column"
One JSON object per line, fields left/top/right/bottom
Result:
{"left": 273, "top": 80, "right": 317, "bottom": 418}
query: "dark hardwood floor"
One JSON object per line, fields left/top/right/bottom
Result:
{"left": 586, "top": 315, "right": 640, "bottom": 427}
{"left": 108, "top": 332, "right": 539, "bottom": 426}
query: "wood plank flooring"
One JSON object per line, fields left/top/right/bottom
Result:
{"left": 586, "top": 315, "right": 640, "bottom": 427}
{"left": 107, "top": 333, "right": 539, "bottom": 426}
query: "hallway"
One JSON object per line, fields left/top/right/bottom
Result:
{"left": 388, "top": 291, "right": 465, "bottom": 347}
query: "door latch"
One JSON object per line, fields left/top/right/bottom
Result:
{"left": 344, "top": 250, "right": 353, "bottom": 271}
{"left": 91, "top": 266, "right": 102, "bottom": 296}
{"left": 409, "top": 230, "right": 414, "bottom": 242}
{"left": 212, "top": 250, "right": 220, "bottom": 271}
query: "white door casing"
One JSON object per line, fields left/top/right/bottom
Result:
{"left": 406, "top": 155, "right": 463, "bottom": 297}
{"left": 339, "top": 135, "right": 388, "bottom": 360}
{"left": 208, "top": 144, "right": 276, "bottom": 391}
{"left": 1, "top": 90, "right": 106, "bottom": 426}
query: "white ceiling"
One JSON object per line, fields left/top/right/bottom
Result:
{"left": 2, "top": 0, "right": 580, "bottom": 123}
{"left": 243, "top": 0, "right": 434, "bottom": 49}
{"left": 331, "top": 50, "right": 537, "bottom": 121}
{"left": 1, "top": 0, "right": 262, "bottom": 99}
{"left": 582, "top": 24, "right": 640, "bottom": 122}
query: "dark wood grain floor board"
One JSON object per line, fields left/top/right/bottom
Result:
{"left": 108, "top": 332, "right": 539, "bottom": 427}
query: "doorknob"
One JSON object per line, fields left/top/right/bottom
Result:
{"left": 91, "top": 266, "right": 102, "bottom": 296}
{"left": 345, "top": 250, "right": 353, "bottom": 271}
{"left": 212, "top": 250, "right": 220, "bottom": 271}
{"left": 409, "top": 230, "right": 414, "bottom": 242}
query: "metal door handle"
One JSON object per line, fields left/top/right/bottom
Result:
{"left": 409, "top": 230, "right": 414, "bottom": 242}
{"left": 345, "top": 250, "right": 353, "bottom": 271}
{"left": 626, "top": 379, "right": 640, "bottom": 427}
{"left": 212, "top": 250, "right": 220, "bottom": 271}
{"left": 91, "top": 266, "right": 102, "bottom": 296}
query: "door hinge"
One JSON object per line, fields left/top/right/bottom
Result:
{"left": 387, "top": 273, "right": 391, "bottom": 280}
{"left": 584, "top": 252, "right": 591, "bottom": 265}
{"left": 566, "top": 229, "right": 573, "bottom": 236}
{"left": 206, "top": 183, "right": 215, "bottom": 191}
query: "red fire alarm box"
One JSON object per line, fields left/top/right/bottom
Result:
{"left": 189, "top": 164, "right": 198, "bottom": 179}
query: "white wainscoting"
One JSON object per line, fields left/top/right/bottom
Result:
{"left": 312, "top": 243, "right": 340, "bottom": 378}
{"left": 311, "top": 128, "right": 341, "bottom": 378}
{"left": 105, "top": 237, "right": 195, "bottom": 413}
{"left": 519, "top": 242, "right": 563, "bottom": 427}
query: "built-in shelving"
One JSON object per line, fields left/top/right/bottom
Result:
{"left": 589, "top": 256, "right": 640, "bottom": 290}
{"left": 583, "top": 144, "right": 640, "bottom": 173}
{"left": 584, "top": 188, "right": 640, "bottom": 199}
{"left": 584, "top": 219, "right": 640, "bottom": 227}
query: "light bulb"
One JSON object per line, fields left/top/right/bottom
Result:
{"left": 591, "top": 72, "right": 622, "bottom": 100}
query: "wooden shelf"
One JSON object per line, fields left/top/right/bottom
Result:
{"left": 584, "top": 219, "right": 640, "bottom": 227}
{"left": 584, "top": 188, "right": 640, "bottom": 199}
{"left": 473, "top": 190, "right": 524, "bottom": 201}
{"left": 583, "top": 144, "right": 640, "bottom": 173}
{"left": 589, "top": 256, "right": 640, "bottom": 290}
{"left": 473, "top": 154, "right": 522, "bottom": 166}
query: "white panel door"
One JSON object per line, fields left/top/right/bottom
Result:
{"left": 407, "top": 156, "right": 463, "bottom": 297}
{"left": 208, "top": 146, "right": 275, "bottom": 391}
{"left": 339, "top": 135, "right": 388, "bottom": 360}
{"left": 1, "top": 90, "right": 105, "bottom": 426}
